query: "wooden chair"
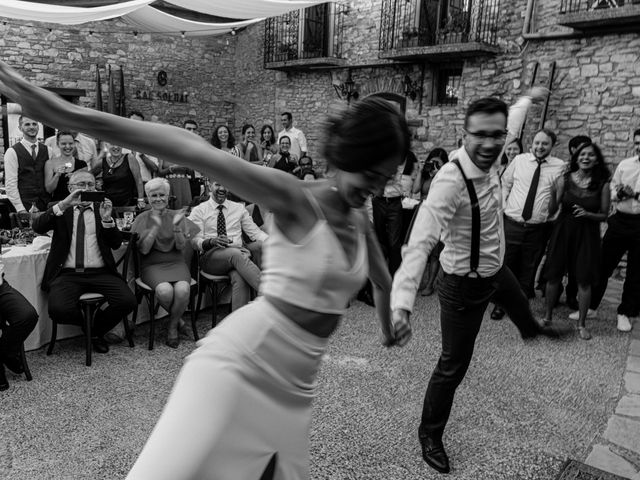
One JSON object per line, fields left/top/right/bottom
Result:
{"left": 194, "top": 251, "right": 230, "bottom": 340}
{"left": 47, "top": 291, "right": 134, "bottom": 366}
{"left": 126, "top": 232, "right": 198, "bottom": 350}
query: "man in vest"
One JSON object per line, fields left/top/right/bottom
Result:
{"left": 4, "top": 115, "right": 51, "bottom": 213}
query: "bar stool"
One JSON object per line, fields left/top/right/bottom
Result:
{"left": 47, "top": 293, "right": 134, "bottom": 366}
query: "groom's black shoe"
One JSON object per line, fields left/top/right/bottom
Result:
{"left": 419, "top": 435, "right": 450, "bottom": 474}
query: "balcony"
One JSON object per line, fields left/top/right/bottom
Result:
{"left": 379, "top": 0, "right": 500, "bottom": 61}
{"left": 559, "top": 0, "right": 640, "bottom": 31}
{"left": 264, "top": 2, "right": 346, "bottom": 70}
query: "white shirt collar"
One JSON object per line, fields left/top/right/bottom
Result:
{"left": 457, "top": 147, "right": 496, "bottom": 180}
{"left": 210, "top": 198, "right": 228, "bottom": 210}
{"left": 20, "top": 138, "right": 38, "bottom": 149}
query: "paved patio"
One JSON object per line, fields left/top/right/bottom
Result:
{"left": 0, "top": 279, "right": 635, "bottom": 479}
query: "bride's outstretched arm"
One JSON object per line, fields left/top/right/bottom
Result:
{"left": 0, "top": 60, "right": 299, "bottom": 214}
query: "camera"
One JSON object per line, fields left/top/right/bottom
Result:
{"left": 79, "top": 191, "right": 106, "bottom": 203}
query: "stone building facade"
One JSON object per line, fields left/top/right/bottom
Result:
{"left": 1, "top": 0, "right": 639, "bottom": 169}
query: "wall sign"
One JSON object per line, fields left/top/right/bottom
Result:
{"left": 134, "top": 90, "right": 189, "bottom": 103}
{"left": 157, "top": 70, "right": 168, "bottom": 86}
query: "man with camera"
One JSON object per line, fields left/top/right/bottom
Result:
{"left": 589, "top": 128, "right": 640, "bottom": 332}
{"left": 32, "top": 171, "right": 136, "bottom": 353}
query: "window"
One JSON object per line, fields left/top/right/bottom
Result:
{"left": 264, "top": 2, "right": 344, "bottom": 66}
{"left": 433, "top": 66, "right": 463, "bottom": 105}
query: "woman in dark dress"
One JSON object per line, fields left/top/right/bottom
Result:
{"left": 543, "top": 142, "right": 611, "bottom": 339}
{"left": 44, "top": 131, "right": 88, "bottom": 201}
{"left": 131, "top": 178, "right": 199, "bottom": 348}
{"left": 101, "top": 143, "right": 145, "bottom": 208}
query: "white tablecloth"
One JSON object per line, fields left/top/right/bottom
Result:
{"left": 1, "top": 241, "right": 141, "bottom": 351}
{"left": 1, "top": 243, "right": 82, "bottom": 351}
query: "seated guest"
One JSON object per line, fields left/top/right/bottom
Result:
{"left": 101, "top": 143, "right": 146, "bottom": 209}
{"left": 0, "top": 273, "right": 38, "bottom": 390}
{"left": 293, "top": 155, "right": 315, "bottom": 179}
{"left": 267, "top": 135, "right": 298, "bottom": 174}
{"left": 542, "top": 143, "right": 610, "bottom": 339}
{"left": 189, "top": 182, "right": 267, "bottom": 311}
{"left": 238, "top": 124, "right": 263, "bottom": 166}
{"left": 131, "top": 178, "right": 199, "bottom": 348}
{"left": 44, "top": 131, "right": 89, "bottom": 202}
{"left": 4, "top": 115, "right": 51, "bottom": 213}
{"left": 31, "top": 171, "right": 136, "bottom": 354}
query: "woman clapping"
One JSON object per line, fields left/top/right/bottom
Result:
{"left": 131, "top": 178, "right": 199, "bottom": 348}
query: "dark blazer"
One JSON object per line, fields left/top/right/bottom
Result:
{"left": 32, "top": 205, "right": 124, "bottom": 292}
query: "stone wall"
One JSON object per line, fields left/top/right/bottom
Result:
{"left": 0, "top": 17, "right": 242, "bottom": 150}
{"left": 231, "top": 0, "right": 640, "bottom": 167}
{"left": 2, "top": 0, "right": 639, "bottom": 169}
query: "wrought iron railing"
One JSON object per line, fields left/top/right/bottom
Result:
{"left": 561, "top": 0, "right": 640, "bottom": 14}
{"left": 264, "top": 2, "right": 345, "bottom": 65}
{"left": 379, "top": 0, "right": 500, "bottom": 52}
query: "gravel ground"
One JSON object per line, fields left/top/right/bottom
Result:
{"left": 0, "top": 294, "right": 629, "bottom": 479}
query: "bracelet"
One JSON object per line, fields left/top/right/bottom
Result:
{"left": 173, "top": 229, "right": 183, "bottom": 233}
{"left": 137, "top": 198, "right": 145, "bottom": 202}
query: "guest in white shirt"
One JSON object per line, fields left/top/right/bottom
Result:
{"left": 391, "top": 97, "right": 563, "bottom": 475}
{"left": 189, "top": 182, "right": 267, "bottom": 310}
{"left": 4, "top": 115, "right": 52, "bottom": 213}
{"left": 501, "top": 129, "right": 566, "bottom": 299}
{"left": 590, "top": 128, "right": 640, "bottom": 332}
{"left": 278, "top": 112, "right": 307, "bottom": 161}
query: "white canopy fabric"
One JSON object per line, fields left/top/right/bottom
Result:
{"left": 0, "top": 0, "right": 333, "bottom": 34}
{"left": 121, "top": 5, "right": 262, "bottom": 36}
{"left": 0, "top": 0, "right": 155, "bottom": 25}
{"left": 162, "top": 0, "right": 329, "bottom": 20}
